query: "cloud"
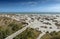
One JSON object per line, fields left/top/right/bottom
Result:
{"left": 55, "top": 0, "right": 60, "bottom": 1}
{"left": 40, "top": 4, "right": 60, "bottom": 12}
{"left": 21, "top": 1, "right": 38, "bottom": 6}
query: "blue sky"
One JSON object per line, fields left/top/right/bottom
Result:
{"left": 0, "top": 0, "right": 60, "bottom": 12}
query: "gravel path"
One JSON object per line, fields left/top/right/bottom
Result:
{"left": 37, "top": 32, "right": 45, "bottom": 39}
{"left": 5, "top": 24, "right": 30, "bottom": 39}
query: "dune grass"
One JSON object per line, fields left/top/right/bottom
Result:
{"left": 0, "top": 17, "right": 24, "bottom": 39}
{"left": 41, "top": 31, "right": 60, "bottom": 39}
{"left": 13, "top": 28, "right": 41, "bottom": 39}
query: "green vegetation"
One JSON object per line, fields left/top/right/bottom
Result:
{"left": 41, "top": 31, "right": 60, "bottom": 39}
{"left": 13, "top": 28, "right": 41, "bottom": 39}
{"left": 0, "top": 17, "right": 23, "bottom": 39}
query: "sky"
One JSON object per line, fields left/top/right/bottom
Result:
{"left": 0, "top": 0, "right": 60, "bottom": 12}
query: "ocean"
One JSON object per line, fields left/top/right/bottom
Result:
{"left": 0, "top": 12, "right": 60, "bottom": 14}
